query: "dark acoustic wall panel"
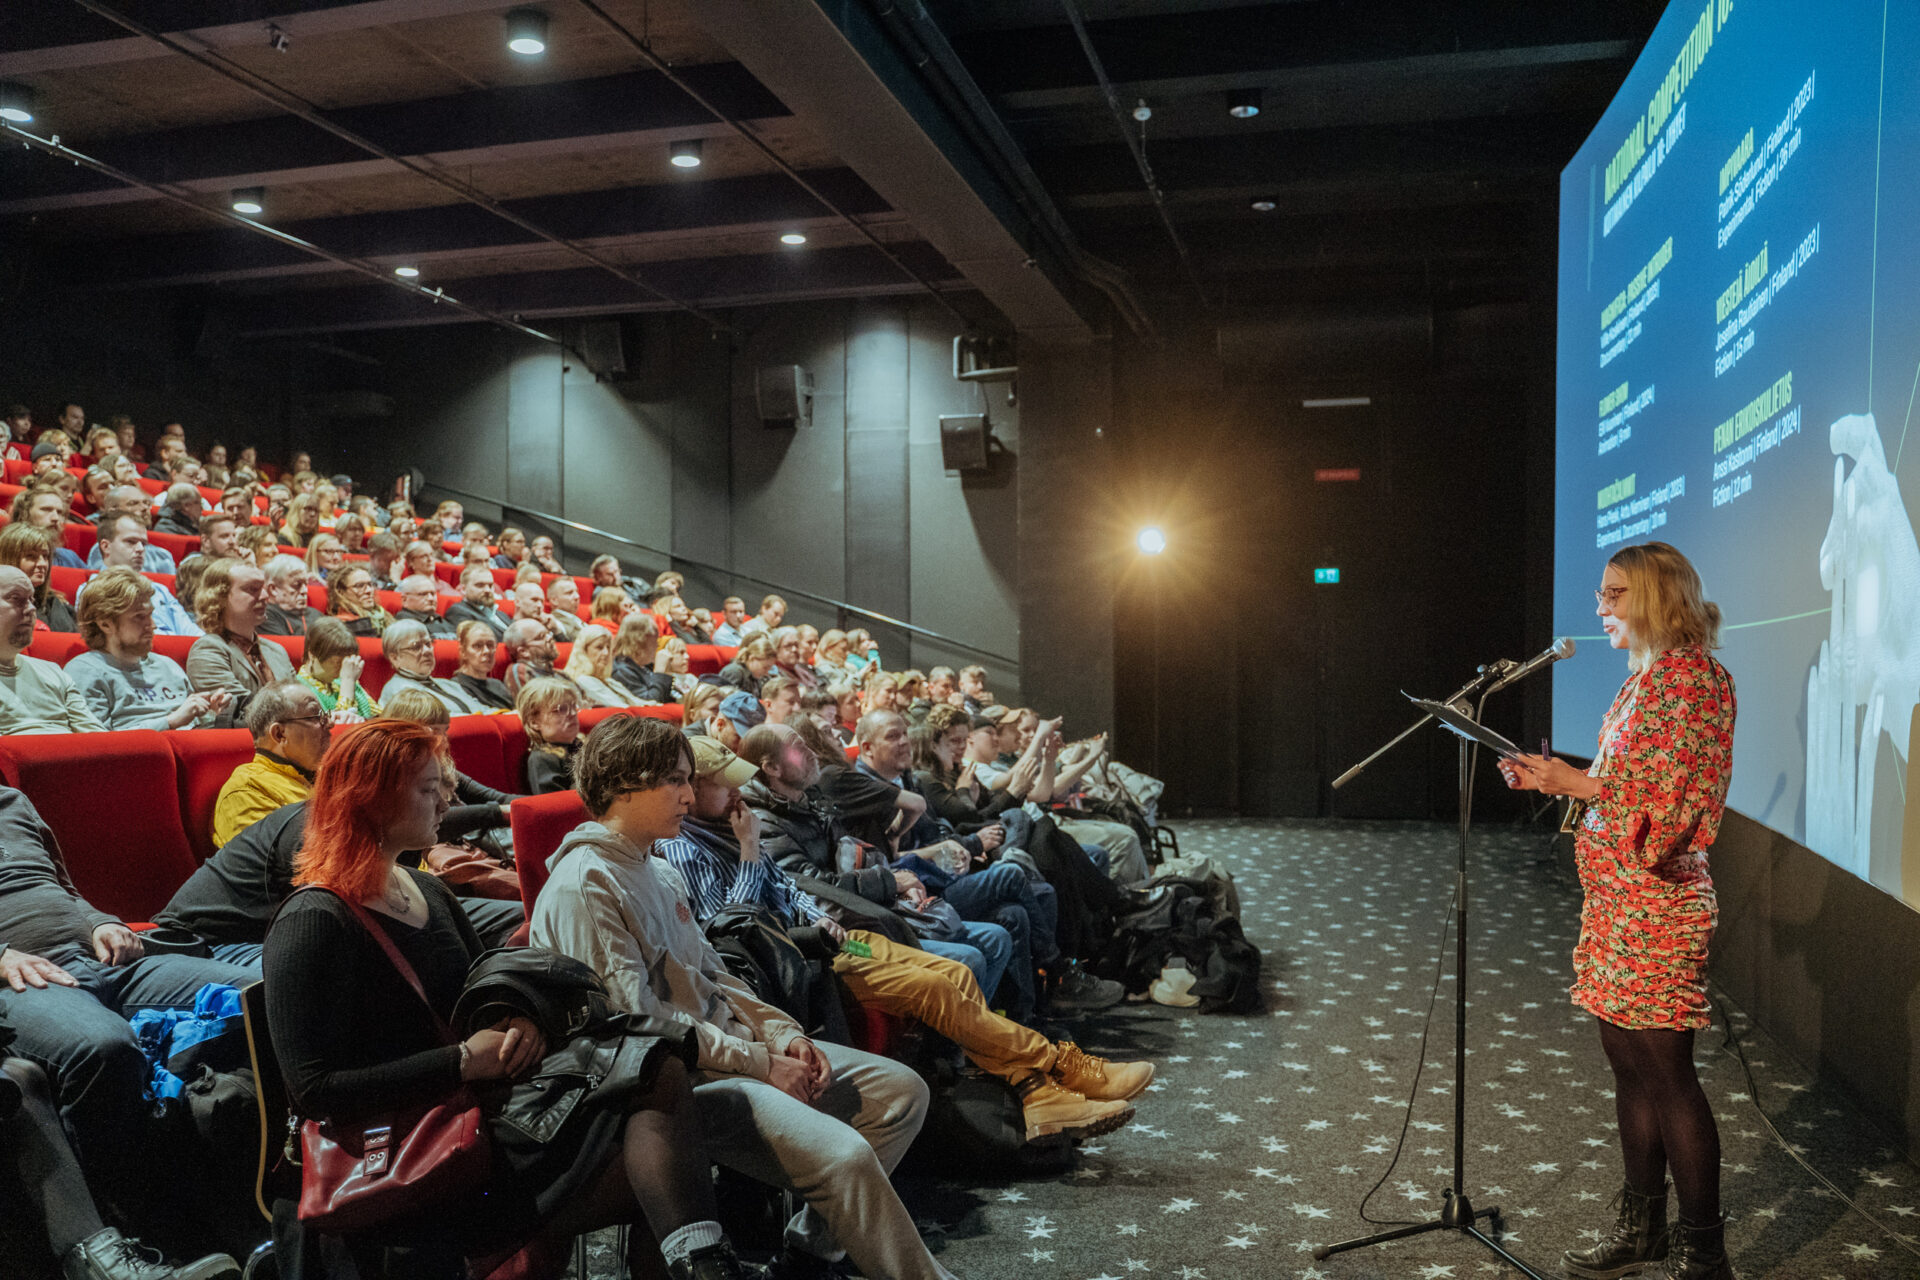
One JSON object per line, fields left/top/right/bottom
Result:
{"left": 844, "top": 300, "right": 912, "bottom": 640}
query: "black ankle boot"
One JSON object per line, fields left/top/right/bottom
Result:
{"left": 1562, "top": 1183, "right": 1669, "bottom": 1279}
{"left": 666, "top": 1239, "right": 766, "bottom": 1280}
{"left": 1660, "top": 1213, "right": 1735, "bottom": 1280}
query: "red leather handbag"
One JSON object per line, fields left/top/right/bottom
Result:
{"left": 295, "top": 890, "right": 490, "bottom": 1233}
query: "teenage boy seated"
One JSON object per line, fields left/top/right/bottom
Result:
{"left": 528, "top": 716, "right": 956, "bottom": 1280}
{"left": 661, "top": 736, "right": 1150, "bottom": 1143}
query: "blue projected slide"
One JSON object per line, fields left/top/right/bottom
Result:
{"left": 1555, "top": 0, "right": 1920, "bottom": 905}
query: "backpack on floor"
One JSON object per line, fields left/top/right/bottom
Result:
{"left": 907, "top": 1059, "right": 1075, "bottom": 1176}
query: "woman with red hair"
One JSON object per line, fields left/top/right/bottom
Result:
{"left": 263, "top": 720, "right": 753, "bottom": 1279}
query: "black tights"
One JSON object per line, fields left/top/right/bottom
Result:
{"left": 1596, "top": 1019, "right": 1721, "bottom": 1223}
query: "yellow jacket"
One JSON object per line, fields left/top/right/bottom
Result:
{"left": 212, "top": 752, "right": 314, "bottom": 849}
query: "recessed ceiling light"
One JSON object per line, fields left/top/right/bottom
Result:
{"left": 0, "top": 83, "right": 34, "bottom": 125}
{"left": 670, "top": 139, "right": 702, "bottom": 169}
{"left": 231, "top": 187, "right": 265, "bottom": 215}
{"left": 393, "top": 265, "right": 420, "bottom": 278}
{"left": 780, "top": 232, "right": 807, "bottom": 245}
{"left": 1227, "top": 88, "right": 1262, "bottom": 119}
{"left": 505, "top": 8, "right": 548, "bottom": 55}
{"left": 1249, "top": 197, "right": 1277, "bottom": 213}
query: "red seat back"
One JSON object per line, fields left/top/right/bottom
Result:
{"left": 357, "top": 637, "right": 393, "bottom": 701}
{"left": 62, "top": 523, "right": 99, "bottom": 559}
{"left": 509, "top": 789, "right": 590, "bottom": 920}
{"left": 0, "top": 730, "right": 196, "bottom": 922}
{"left": 448, "top": 716, "right": 510, "bottom": 792}
{"left": 166, "top": 729, "right": 256, "bottom": 862}
{"left": 150, "top": 635, "right": 197, "bottom": 669}
{"left": 432, "top": 639, "right": 462, "bottom": 676}
{"left": 496, "top": 715, "right": 530, "bottom": 792}
{"left": 433, "top": 562, "right": 460, "bottom": 587}
{"left": 48, "top": 566, "right": 90, "bottom": 604}
{"left": 27, "top": 632, "right": 85, "bottom": 664}
{"left": 148, "top": 531, "right": 198, "bottom": 563}
{"left": 1, "top": 458, "right": 29, "bottom": 483}
{"left": 577, "top": 705, "right": 688, "bottom": 735}
{"left": 686, "top": 644, "right": 732, "bottom": 675}
{"left": 263, "top": 635, "right": 305, "bottom": 667}
{"left": 137, "top": 478, "right": 166, "bottom": 496}
{"left": 305, "top": 582, "right": 327, "bottom": 611}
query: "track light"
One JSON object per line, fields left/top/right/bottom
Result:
{"left": 231, "top": 187, "right": 265, "bottom": 215}
{"left": 1249, "top": 197, "right": 1277, "bottom": 213}
{"left": 0, "top": 83, "right": 36, "bottom": 125}
{"left": 669, "top": 139, "right": 702, "bottom": 169}
{"left": 1227, "top": 87, "right": 1262, "bottom": 119}
{"left": 505, "top": 9, "right": 548, "bottom": 55}
{"left": 1137, "top": 526, "right": 1167, "bottom": 555}
{"left": 393, "top": 265, "right": 420, "bottom": 278}
{"left": 780, "top": 232, "right": 807, "bottom": 246}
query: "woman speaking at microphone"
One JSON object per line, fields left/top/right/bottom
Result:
{"left": 1499, "top": 541, "right": 1737, "bottom": 1280}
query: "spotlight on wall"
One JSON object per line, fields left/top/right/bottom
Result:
{"left": 1137, "top": 526, "right": 1167, "bottom": 555}
{"left": 1249, "top": 197, "right": 1277, "bottom": 213}
{"left": 669, "top": 139, "right": 702, "bottom": 169}
{"left": 231, "top": 187, "right": 265, "bottom": 215}
{"left": 0, "top": 83, "right": 37, "bottom": 124}
{"left": 1226, "top": 87, "right": 1263, "bottom": 119}
{"left": 780, "top": 232, "right": 808, "bottom": 246}
{"left": 505, "top": 8, "right": 549, "bottom": 55}
{"left": 393, "top": 265, "right": 420, "bottom": 278}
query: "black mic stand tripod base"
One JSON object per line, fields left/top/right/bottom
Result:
{"left": 1313, "top": 670, "right": 1552, "bottom": 1280}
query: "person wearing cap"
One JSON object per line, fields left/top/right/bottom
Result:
{"left": 708, "top": 689, "right": 765, "bottom": 752}
{"left": 661, "top": 735, "right": 1151, "bottom": 1145}
{"left": 328, "top": 473, "right": 353, "bottom": 503}
{"left": 28, "top": 441, "right": 65, "bottom": 482}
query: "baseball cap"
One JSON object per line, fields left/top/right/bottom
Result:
{"left": 330, "top": 473, "right": 354, "bottom": 487}
{"left": 689, "top": 735, "right": 759, "bottom": 787}
{"left": 718, "top": 690, "right": 767, "bottom": 732}
{"left": 968, "top": 712, "right": 1002, "bottom": 733}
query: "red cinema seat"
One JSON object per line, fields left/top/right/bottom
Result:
{"left": 432, "top": 639, "right": 462, "bottom": 676}
{"left": 496, "top": 715, "right": 530, "bottom": 793}
{"left": 167, "top": 729, "right": 256, "bottom": 863}
{"left": 149, "top": 635, "right": 198, "bottom": 669}
{"left": 356, "top": 637, "right": 393, "bottom": 700}
{"left": 490, "top": 568, "right": 519, "bottom": 590}
{"left": 448, "top": 716, "right": 510, "bottom": 792}
{"left": 148, "top": 531, "right": 198, "bottom": 563}
{"left": 62, "top": 523, "right": 99, "bottom": 560}
{"left": 848, "top": 1005, "right": 909, "bottom": 1058}
{"left": 263, "top": 635, "right": 305, "bottom": 667}
{"left": 48, "top": 566, "right": 90, "bottom": 604}
{"left": 27, "top": 632, "right": 85, "bottom": 664}
{"left": 376, "top": 590, "right": 403, "bottom": 616}
{"left": 686, "top": 645, "right": 732, "bottom": 675}
{"left": 633, "top": 705, "right": 685, "bottom": 726}
{"left": 844, "top": 745, "right": 859, "bottom": 763}
{"left": 433, "top": 563, "right": 460, "bottom": 587}
{"left": 577, "top": 707, "right": 630, "bottom": 733}
{"left": 305, "top": 582, "right": 327, "bottom": 611}
{"left": 509, "top": 789, "right": 590, "bottom": 920}
{"left": 2, "top": 459, "right": 29, "bottom": 482}
{"left": 0, "top": 730, "right": 197, "bottom": 922}
{"left": 0, "top": 482, "right": 22, "bottom": 508}
{"left": 136, "top": 478, "right": 165, "bottom": 496}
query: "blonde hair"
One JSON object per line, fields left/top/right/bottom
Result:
{"left": 517, "top": 676, "right": 581, "bottom": 753}
{"left": 590, "top": 586, "right": 630, "bottom": 624}
{"left": 613, "top": 612, "right": 659, "bottom": 661}
{"left": 1607, "top": 541, "right": 1721, "bottom": 670}
{"left": 381, "top": 687, "right": 451, "bottom": 729}
{"left": 563, "top": 624, "right": 615, "bottom": 680}
{"left": 78, "top": 566, "right": 154, "bottom": 650}
{"left": 681, "top": 680, "right": 726, "bottom": 725}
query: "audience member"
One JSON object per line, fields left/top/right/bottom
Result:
{"left": 186, "top": 567, "right": 289, "bottom": 732}
{"left": 0, "top": 568, "right": 102, "bottom": 734}
{"left": 711, "top": 596, "right": 747, "bottom": 646}
{"left": 828, "top": 681, "right": 861, "bottom": 742}
{"left": 30, "top": 441, "right": 66, "bottom": 481}
{"left": 813, "top": 631, "right": 850, "bottom": 683}
{"left": 265, "top": 721, "right": 752, "bottom": 1278}
{"left": 365, "top": 530, "right": 402, "bottom": 589}
{"left": 717, "top": 634, "right": 774, "bottom": 697}
{"left": 68, "top": 568, "right": 229, "bottom": 731}
{"left": 681, "top": 681, "right": 727, "bottom": 736}
{"left": 76, "top": 514, "right": 202, "bottom": 637}
{"left": 0, "top": 523, "right": 77, "bottom": 632}
{"left": 757, "top": 593, "right": 788, "bottom": 628}
{"left": 152, "top": 483, "right": 201, "bottom": 538}
{"left": 332, "top": 513, "right": 368, "bottom": 555}
{"left": 303, "top": 532, "right": 346, "bottom": 584}
{"left": 327, "top": 562, "right": 393, "bottom": 637}
{"left": 761, "top": 675, "right": 801, "bottom": 725}
{"left": 770, "top": 625, "right": 819, "bottom": 689}
{"left": 211, "top": 680, "right": 328, "bottom": 847}
{"left": 11, "top": 485, "right": 84, "bottom": 570}
{"left": 509, "top": 580, "right": 551, "bottom": 636}
{"left": 844, "top": 629, "right": 879, "bottom": 674}
{"left": 528, "top": 716, "right": 951, "bottom": 1280}
{"left": 451, "top": 620, "right": 513, "bottom": 710}
{"left": 518, "top": 676, "right": 583, "bottom": 793}
{"left": 708, "top": 690, "right": 766, "bottom": 753}
{"left": 297, "top": 616, "right": 380, "bottom": 723}
{"left": 660, "top": 594, "right": 709, "bottom": 645}
{"left": 84, "top": 490, "right": 176, "bottom": 572}
{"left": 500, "top": 615, "right": 568, "bottom": 702}
{"left": 564, "top": 624, "right": 639, "bottom": 708}
{"left": 395, "top": 573, "right": 457, "bottom": 637}
{"left": 529, "top": 534, "right": 565, "bottom": 574}
{"left": 444, "top": 563, "right": 510, "bottom": 639}
{"left": 491, "top": 525, "right": 529, "bottom": 569}
{"left": 401, "top": 537, "right": 440, "bottom": 584}
{"left": 591, "top": 585, "right": 636, "bottom": 630}
{"left": 609, "top": 613, "right": 666, "bottom": 700}
{"left": 256, "top": 553, "right": 319, "bottom": 636}
{"left": 958, "top": 664, "right": 991, "bottom": 712}
{"left": 546, "top": 576, "right": 584, "bottom": 640}
{"left": 238, "top": 525, "right": 278, "bottom": 568}
{"left": 379, "top": 618, "right": 482, "bottom": 715}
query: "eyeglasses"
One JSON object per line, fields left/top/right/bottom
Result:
{"left": 1593, "top": 587, "right": 1628, "bottom": 609}
{"left": 277, "top": 713, "right": 329, "bottom": 727}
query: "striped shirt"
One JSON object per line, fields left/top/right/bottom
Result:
{"left": 656, "top": 820, "right": 825, "bottom": 929}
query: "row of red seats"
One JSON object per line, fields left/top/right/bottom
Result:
{"left": 0, "top": 705, "right": 678, "bottom": 924}
{"left": 23, "top": 630, "right": 734, "bottom": 705}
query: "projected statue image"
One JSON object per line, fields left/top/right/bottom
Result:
{"left": 1806, "top": 412, "right": 1920, "bottom": 887}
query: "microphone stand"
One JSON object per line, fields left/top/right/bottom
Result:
{"left": 1315, "top": 661, "right": 1551, "bottom": 1280}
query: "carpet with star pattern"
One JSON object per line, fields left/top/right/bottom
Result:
{"left": 578, "top": 818, "right": 1920, "bottom": 1279}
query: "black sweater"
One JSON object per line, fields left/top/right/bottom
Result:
{"left": 525, "top": 742, "right": 579, "bottom": 795}
{"left": 912, "top": 768, "right": 1021, "bottom": 830}
{"left": 263, "top": 871, "right": 479, "bottom": 1122}
{"left": 454, "top": 671, "right": 515, "bottom": 711}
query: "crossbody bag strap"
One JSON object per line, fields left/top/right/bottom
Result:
{"left": 288, "top": 883, "right": 457, "bottom": 1046}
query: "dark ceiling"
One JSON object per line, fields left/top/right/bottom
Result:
{"left": 0, "top": 0, "right": 1668, "bottom": 343}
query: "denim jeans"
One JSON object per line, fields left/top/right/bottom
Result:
{"left": 944, "top": 861, "right": 1057, "bottom": 1021}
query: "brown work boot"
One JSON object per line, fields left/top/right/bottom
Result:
{"left": 1016, "top": 1074, "right": 1134, "bottom": 1143}
{"left": 1050, "top": 1040, "right": 1155, "bottom": 1102}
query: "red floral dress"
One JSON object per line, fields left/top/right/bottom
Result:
{"left": 1571, "top": 644, "right": 1736, "bottom": 1031}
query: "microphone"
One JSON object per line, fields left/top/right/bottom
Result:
{"left": 1487, "top": 636, "right": 1575, "bottom": 694}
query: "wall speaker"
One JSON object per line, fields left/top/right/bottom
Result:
{"left": 756, "top": 365, "right": 813, "bottom": 427}
{"left": 939, "top": 413, "right": 992, "bottom": 471}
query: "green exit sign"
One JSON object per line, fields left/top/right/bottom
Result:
{"left": 1314, "top": 567, "right": 1341, "bottom": 584}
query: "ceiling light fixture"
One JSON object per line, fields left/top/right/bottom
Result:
{"left": 780, "top": 232, "right": 807, "bottom": 245}
{"left": 1249, "top": 197, "right": 1277, "bottom": 213}
{"left": 1137, "top": 526, "right": 1167, "bottom": 555}
{"left": 0, "top": 83, "right": 36, "bottom": 124}
{"left": 1227, "top": 87, "right": 1263, "bottom": 119}
{"left": 669, "top": 139, "right": 702, "bottom": 169}
{"left": 231, "top": 187, "right": 265, "bottom": 215}
{"left": 505, "top": 9, "right": 549, "bottom": 55}
{"left": 393, "top": 265, "right": 420, "bottom": 278}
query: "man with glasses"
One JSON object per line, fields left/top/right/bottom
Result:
{"left": 210, "top": 680, "right": 330, "bottom": 847}
{"left": 257, "top": 553, "right": 321, "bottom": 637}
{"left": 378, "top": 618, "right": 481, "bottom": 714}
{"left": 394, "top": 572, "right": 458, "bottom": 637}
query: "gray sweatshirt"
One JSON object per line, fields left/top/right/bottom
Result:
{"left": 66, "top": 649, "right": 205, "bottom": 731}
{"left": 528, "top": 820, "right": 802, "bottom": 1080}
{"left": 0, "top": 655, "right": 105, "bottom": 735}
